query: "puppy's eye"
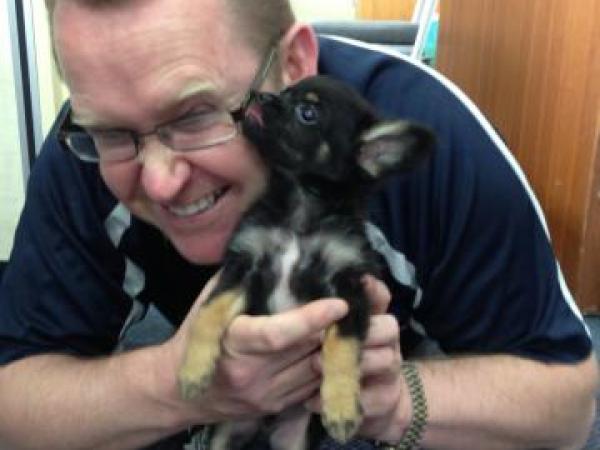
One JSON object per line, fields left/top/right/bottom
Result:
{"left": 295, "top": 103, "right": 319, "bottom": 125}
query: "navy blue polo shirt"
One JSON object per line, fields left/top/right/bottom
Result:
{"left": 0, "top": 36, "right": 591, "bottom": 369}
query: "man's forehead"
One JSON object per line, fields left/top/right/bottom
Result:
{"left": 53, "top": 0, "right": 235, "bottom": 65}
{"left": 71, "top": 80, "right": 219, "bottom": 128}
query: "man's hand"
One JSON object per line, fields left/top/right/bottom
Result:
{"left": 210, "top": 298, "right": 349, "bottom": 418}
{"left": 168, "top": 275, "right": 349, "bottom": 424}
{"left": 359, "top": 276, "right": 408, "bottom": 442}
{"left": 168, "top": 272, "right": 409, "bottom": 442}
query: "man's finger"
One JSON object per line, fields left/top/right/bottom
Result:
{"left": 360, "top": 347, "right": 402, "bottom": 378}
{"left": 364, "top": 315, "right": 400, "bottom": 347}
{"left": 362, "top": 275, "right": 392, "bottom": 315}
{"left": 225, "top": 299, "right": 348, "bottom": 354}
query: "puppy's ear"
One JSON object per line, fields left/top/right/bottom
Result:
{"left": 358, "top": 121, "right": 434, "bottom": 179}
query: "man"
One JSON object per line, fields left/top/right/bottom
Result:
{"left": 0, "top": 0, "right": 596, "bottom": 449}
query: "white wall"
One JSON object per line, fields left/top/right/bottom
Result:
{"left": 0, "top": 2, "right": 27, "bottom": 260}
{"left": 0, "top": 1, "right": 66, "bottom": 260}
{"left": 291, "top": 0, "right": 356, "bottom": 20}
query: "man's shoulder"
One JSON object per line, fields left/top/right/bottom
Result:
{"left": 317, "top": 36, "right": 465, "bottom": 121}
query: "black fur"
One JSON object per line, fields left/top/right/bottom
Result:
{"left": 178, "top": 75, "right": 434, "bottom": 450}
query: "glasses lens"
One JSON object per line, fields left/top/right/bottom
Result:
{"left": 167, "top": 112, "right": 238, "bottom": 151}
{"left": 89, "top": 130, "right": 137, "bottom": 162}
{"left": 64, "top": 131, "right": 100, "bottom": 162}
{"left": 63, "top": 129, "right": 137, "bottom": 163}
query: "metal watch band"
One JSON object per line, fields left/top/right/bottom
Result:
{"left": 376, "top": 362, "right": 428, "bottom": 450}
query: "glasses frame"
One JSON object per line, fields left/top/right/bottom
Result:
{"left": 58, "top": 41, "right": 280, "bottom": 163}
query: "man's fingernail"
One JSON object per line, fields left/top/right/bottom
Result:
{"left": 330, "top": 300, "right": 348, "bottom": 318}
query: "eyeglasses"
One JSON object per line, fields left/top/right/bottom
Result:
{"left": 58, "top": 42, "right": 279, "bottom": 163}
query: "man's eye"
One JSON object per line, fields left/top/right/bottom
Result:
{"left": 90, "top": 130, "right": 131, "bottom": 146}
{"left": 295, "top": 103, "right": 319, "bottom": 125}
{"left": 171, "top": 110, "right": 220, "bottom": 131}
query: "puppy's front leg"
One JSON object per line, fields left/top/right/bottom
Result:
{"left": 320, "top": 270, "right": 369, "bottom": 443}
{"left": 321, "top": 323, "right": 362, "bottom": 443}
{"left": 178, "top": 262, "right": 248, "bottom": 400}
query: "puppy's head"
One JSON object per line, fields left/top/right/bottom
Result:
{"left": 242, "top": 75, "right": 434, "bottom": 184}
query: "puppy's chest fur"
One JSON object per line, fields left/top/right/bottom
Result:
{"left": 230, "top": 183, "right": 374, "bottom": 315}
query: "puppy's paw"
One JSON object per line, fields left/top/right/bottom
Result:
{"left": 178, "top": 338, "right": 221, "bottom": 400}
{"left": 321, "top": 380, "right": 362, "bottom": 443}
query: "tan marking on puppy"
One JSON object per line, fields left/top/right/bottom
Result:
{"left": 178, "top": 289, "right": 245, "bottom": 400}
{"left": 320, "top": 324, "right": 362, "bottom": 443}
{"left": 305, "top": 92, "right": 320, "bottom": 102}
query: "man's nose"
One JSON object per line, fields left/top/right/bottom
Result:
{"left": 138, "top": 141, "right": 191, "bottom": 202}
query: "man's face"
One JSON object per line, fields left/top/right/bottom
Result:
{"left": 54, "top": 0, "right": 275, "bottom": 264}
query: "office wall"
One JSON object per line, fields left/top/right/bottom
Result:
{"left": 357, "top": 0, "right": 416, "bottom": 20}
{"left": 0, "top": 1, "right": 65, "bottom": 261}
{"left": 0, "top": 2, "right": 26, "bottom": 260}
{"left": 291, "top": 0, "right": 356, "bottom": 20}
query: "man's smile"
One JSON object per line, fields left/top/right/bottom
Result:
{"left": 166, "top": 186, "right": 230, "bottom": 218}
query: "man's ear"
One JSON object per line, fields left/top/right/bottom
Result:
{"left": 279, "top": 23, "right": 319, "bottom": 86}
{"left": 358, "top": 121, "right": 435, "bottom": 179}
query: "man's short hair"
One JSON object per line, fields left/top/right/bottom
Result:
{"left": 45, "top": 0, "right": 295, "bottom": 57}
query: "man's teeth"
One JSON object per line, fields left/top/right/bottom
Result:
{"left": 168, "top": 189, "right": 225, "bottom": 217}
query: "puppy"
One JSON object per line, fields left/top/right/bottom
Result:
{"left": 178, "top": 75, "right": 434, "bottom": 450}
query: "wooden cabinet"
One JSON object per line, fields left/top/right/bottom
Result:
{"left": 357, "top": 0, "right": 417, "bottom": 20}
{"left": 436, "top": 0, "right": 600, "bottom": 311}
